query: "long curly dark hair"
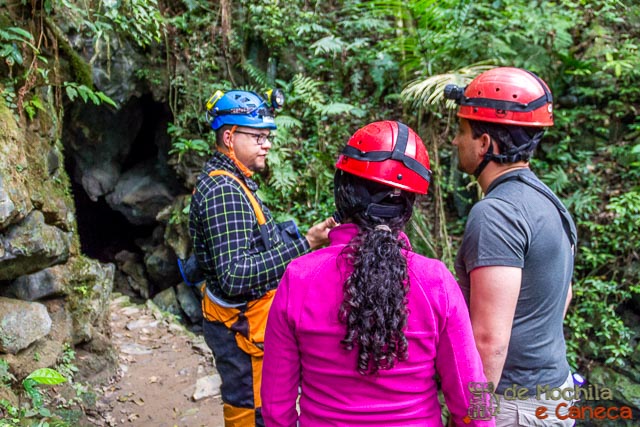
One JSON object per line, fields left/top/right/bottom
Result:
{"left": 334, "top": 171, "right": 416, "bottom": 375}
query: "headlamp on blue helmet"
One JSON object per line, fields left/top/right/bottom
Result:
{"left": 205, "top": 89, "right": 284, "bottom": 131}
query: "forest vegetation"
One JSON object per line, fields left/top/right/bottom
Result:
{"left": 1, "top": 0, "right": 639, "bottom": 421}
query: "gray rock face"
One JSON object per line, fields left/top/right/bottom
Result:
{"left": 152, "top": 287, "right": 181, "bottom": 317}
{"left": 0, "top": 176, "right": 18, "bottom": 227}
{"left": 0, "top": 211, "right": 72, "bottom": 281}
{"left": 0, "top": 297, "right": 52, "bottom": 354}
{"left": 176, "top": 283, "right": 203, "bottom": 324}
{"left": 68, "top": 258, "right": 116, "bottom": 345}
{"left": 0, "top": 108, "right": 32, "bottom": 230}
{"left": 106, "top": 162, "right": 175, "bottom": 225}
{"left": 3, "top": 267, "right": 67, "bottom": 301}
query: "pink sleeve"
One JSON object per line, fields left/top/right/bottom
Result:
{"left": 261, "top": 267, "right": 300, "bottom": 426}
{"left": 435, "top": 267, "right": 497, "bottom": 427}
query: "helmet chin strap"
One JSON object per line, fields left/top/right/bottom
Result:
{"left": 473, "top": 134, "right": 536, "bottom": 178}
{"left": 221, "top": 125, "right": 254, "bottom": 178}
{"left": 473, "top": 139, "right": 494, "bottom": 178}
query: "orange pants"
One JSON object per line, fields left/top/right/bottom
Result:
{"left": 201, "top": 288, "right": 275, "bottom": 426}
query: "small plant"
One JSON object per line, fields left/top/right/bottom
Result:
{"left": 167, "top": 122, "right": 212, "bottom": 161}
{"left": 0, "top": 26, "right": 37, "bottom": 69}
{"left": 0, "top": 360, "right": 16, "bottom": 387}
{"left": 62, "top": 82, "right": 118, "bottom": 108}
{"left": 0, "top": 368, "right": 68, "bottom": 426}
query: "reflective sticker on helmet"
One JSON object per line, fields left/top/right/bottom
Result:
{"left": 263, "top": 116, "right": 275, "bottom": 124}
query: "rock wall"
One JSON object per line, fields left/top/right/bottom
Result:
{"left": 0, "top": 91, "right": 116, "bottom": 382}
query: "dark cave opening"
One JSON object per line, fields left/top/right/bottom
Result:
{"left": 69, "top": 178, "right": 156, "bottom": 263}
{"left": 64, "top": 94, "right": 174, "bottom": 264}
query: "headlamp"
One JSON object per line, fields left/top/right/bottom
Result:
{"left": 206, "top": 90, "right": 225, "bottom": 112}
{"left": 264, "top": 89, "right": 285, "bottom": 109}
{"left": 443, "top": 84, "right": 465, "bottom": 104}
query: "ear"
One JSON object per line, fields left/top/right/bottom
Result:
{"left": 478, "top": 133, "right": 493, "bottom": 155}
{"left": 221, "top": 129, "right": 234, "bottom": 150}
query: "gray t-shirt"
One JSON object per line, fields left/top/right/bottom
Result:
{"left": 455, "top": 169, "right": 575, "bottom": 394}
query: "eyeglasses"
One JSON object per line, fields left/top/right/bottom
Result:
{"left": 234, "top": 130, "right": 272, "bottom": 146}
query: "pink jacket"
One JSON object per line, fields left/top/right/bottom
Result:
{"left": 262, "top": 224, "right": 495, "bottom": 427}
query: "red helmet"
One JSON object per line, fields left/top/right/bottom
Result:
{"left": 335, "top": 121, "right": 431, "bottom": 194}
{"left": 444, "top": 67, "right": 553, "bottom": 127}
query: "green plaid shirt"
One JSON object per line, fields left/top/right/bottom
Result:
{"left": 189, "top": 151, "right": 310, "bottom": 304}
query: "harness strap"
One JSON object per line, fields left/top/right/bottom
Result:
{"left": 208, "top": 170, "right": 271, "bottom": 250}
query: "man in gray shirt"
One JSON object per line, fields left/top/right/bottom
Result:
{"left": 445, "top": 67, "right": 577, "bottom": 426}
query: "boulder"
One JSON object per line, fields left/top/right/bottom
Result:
{"left": 106, "top": 161, "right": 175, "bottom": 225}
{"left": 590, "top": 365, "right": 640, "bottom": 411}
{"left": 2, "top": 266, "right": 67, "bottom": 301}
{"left": 65, "top": 257, "right": 115, "bottom": 344}
{"left": 0, "top": 297, "right": 52, "bottom": 354}
{"left": 176, "top": 282, "right": 203, "bottom": 324}
{"left": 1, "top": 298, "right": 74, "bottom": 379}
{"left": 0, "top": 210, "right": 72, "bottom": 281}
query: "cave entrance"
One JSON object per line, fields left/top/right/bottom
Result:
{"left": 62, "top": 94, "right": 174, "bottom": 266}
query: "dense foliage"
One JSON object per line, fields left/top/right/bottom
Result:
{"left": 2, "top": 0, "right": 638, "bottom": 383}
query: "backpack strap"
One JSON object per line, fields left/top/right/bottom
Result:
{"left": 208, "top": 170, "right": 272, "bottom": 250}
{"left": 495, "top": 173, "right": 577, "bottom": 255}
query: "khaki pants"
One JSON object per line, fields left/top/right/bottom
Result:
{"left": 495, "top": 373, "right": 575, "bottom": 427}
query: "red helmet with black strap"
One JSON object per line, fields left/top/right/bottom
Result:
{"left": 335, "top": 121, "right": 432, "bottom": 195}
{"left": 444, "top": 67, "right": 554, "bottom": 127}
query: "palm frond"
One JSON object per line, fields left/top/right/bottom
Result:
{"left": 401, "top": 63, "right": 496, "bottom": 109}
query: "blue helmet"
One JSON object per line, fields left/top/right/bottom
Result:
{"left": 206, "top": 90, "right": 277, "bottom": 131}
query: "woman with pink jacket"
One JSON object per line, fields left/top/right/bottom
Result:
{"left": 262, "top": 121, "right": 495, "bottom": 427}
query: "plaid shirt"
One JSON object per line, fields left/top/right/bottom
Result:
{"left": 189, "top": 151, "right": 310, "bottom": 304}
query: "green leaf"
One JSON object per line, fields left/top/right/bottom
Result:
{"left": 8, "top": 27, "right": 34, "bottom": 41}
{"left": 310, "top": 36, "right": 345, "bottom": 55}
{"left": 87, "top": 90, "right": 100, "bottom": 105}
{"left": 318, "top": 102, "right": 358, "bottom": 116}
{"left": 97, "top": 91, "right": 118, "bottom": 108}
{"left": 65, "top": 86, "right": 78, "bottom": 101}
{"left": 26, "top": 368, "right": 67, "bottom": 385}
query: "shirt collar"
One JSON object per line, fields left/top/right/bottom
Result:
{"left": 205, "top": 151, "right": 259, "bottom": 191}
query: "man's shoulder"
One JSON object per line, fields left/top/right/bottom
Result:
{"left": 470, "top": 193, "right": 521, "bottom": 218}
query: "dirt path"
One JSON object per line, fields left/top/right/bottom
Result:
{"left": 88, "top": 294, "right": 224, "bottom": 426}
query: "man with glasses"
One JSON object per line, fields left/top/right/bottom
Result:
{"left": 189, "top": 89, "right": 335, "bottom": 426}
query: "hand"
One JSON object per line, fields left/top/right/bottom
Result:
{"left": 305, "top": 216, "right": 338, "bottom": 250}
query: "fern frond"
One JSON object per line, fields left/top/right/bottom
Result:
{"left": 275, "top": 114, "right": 303, "bottom": 130}
{"left": 291, "top": 74, "right": 325, "bottom": 106}
{"left": 318, "top": 102, "right": 359, "bottom": 116}
{"left": 311, "top": 36, "right": 345, "bottom": 56}
{"left": 243, "top": 62, "right": 269, "bottom": 88}
{"left": 296, "top": 23, "right": 330, "bottom": 36}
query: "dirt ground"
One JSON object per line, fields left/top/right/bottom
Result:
{"left": 86, "top": 294, "right": 225, "bottom": 427}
